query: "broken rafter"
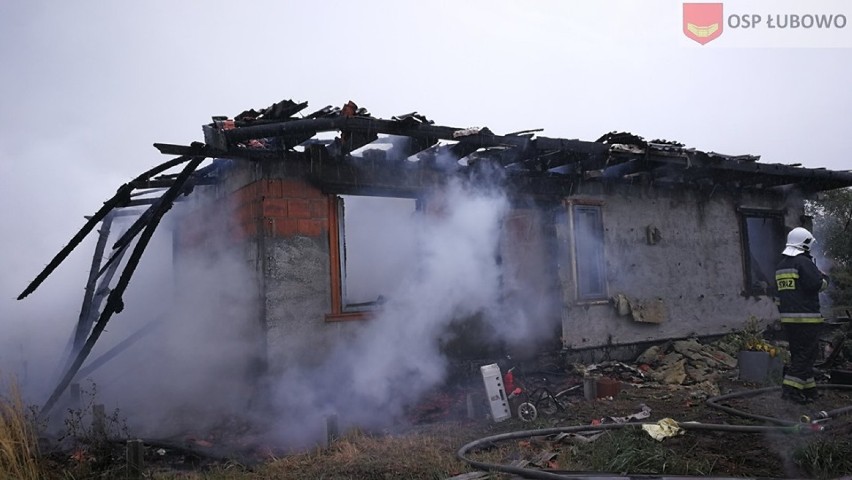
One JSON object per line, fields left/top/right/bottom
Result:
{"left": 40, "top": 156, "right": 205, "bottom": 417}
{"left": 648, "top": 151, "right": 852, "bottom": 185}
{"left": 130, "top": 177, "right": 216, "bottom": 189}
{"left": 69, "top": 213, "right": 114, "bottom": 358}
{"left": 17, "top": 155, "right": 196, "bottom": 301}
{"left": 220, "top": 116, "right": 532, "bottom": 151}
{"left": 74, "top": 318, "right": 163, "bottom": 380}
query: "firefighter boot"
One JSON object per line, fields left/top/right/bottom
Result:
{"left": 781, "top": 385, "right": 811, "bottom": 405}
{"left": 803, "top": 387, "right": 820, "bottom": 402}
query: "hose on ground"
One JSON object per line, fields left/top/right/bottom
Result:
{"left": 705, "top": 384, "right": 852, "bottom": 426}
{"left": 456, "top": 420, "right": 817, "bottom": 480}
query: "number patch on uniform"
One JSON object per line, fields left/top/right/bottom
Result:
{"left": 777, "top": 278, "right": 796, "bottom": 291}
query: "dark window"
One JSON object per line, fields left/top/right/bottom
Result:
{"left": 573, "top": 204, "right": 607, "bottom": 301}
{"left": 739, "top": 210, "right": 785, "bottom": 296}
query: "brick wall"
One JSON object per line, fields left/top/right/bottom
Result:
{"left": 175, "top": 177, "right": 329, "bottom": 252}
{"left": 233, "top": 178, "right": 329, "bottom": 240}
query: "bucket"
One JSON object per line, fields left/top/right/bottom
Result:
{"left": 583, "top": 376, "right": 597, "bottom": 401}
{"left": 738, "top": 350, "right": 783, "bottom": 383}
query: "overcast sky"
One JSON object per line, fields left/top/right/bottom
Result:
{"left": 1, "top": 1, "right": 851, "bottom": 381}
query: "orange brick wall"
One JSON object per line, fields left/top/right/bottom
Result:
{"left": 175, "top": 178, "right": 329, "bottom": 251}
{"left": 232, "top": 178, "right": 329, "bottom": 239}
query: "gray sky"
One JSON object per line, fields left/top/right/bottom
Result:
{"left": 1, "top": 0, "right": 851, "bottom": 378}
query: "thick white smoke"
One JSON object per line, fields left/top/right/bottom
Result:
{"left": 80, "top": 198, "right": 264, "bottom": 438}
{"left": 3, "top": 165, "right": 555, "bottom": 451}
{"left": 267, "top": 178, "right": 510, "bottom": 447}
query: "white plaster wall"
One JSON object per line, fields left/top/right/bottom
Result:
{"left": 558, "top": 183, "right": 802, "bottom": 350}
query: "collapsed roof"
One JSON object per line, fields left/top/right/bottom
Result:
{"left": 20, "top": 98, "right": 852, "bottom": 416}
{"left": 151, "top": 98, "right": 852, "bottom": 196}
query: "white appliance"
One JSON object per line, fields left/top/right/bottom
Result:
{"left": 480, "top": 363, "right": 511, "bottom": 422}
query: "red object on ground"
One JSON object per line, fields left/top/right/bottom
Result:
{"left": 503, "top": 370, "right": 516, "bottom": 393}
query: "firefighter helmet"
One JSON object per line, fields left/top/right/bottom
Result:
{"left": 782, "top": 227, "right": 815, "bottom": 256}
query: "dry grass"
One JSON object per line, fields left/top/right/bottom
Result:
{"left": 150, "top": 423, "right": 499, "bottom": 480}
{"left": 257, "top": 425, "right": 481, "bottom": 480}
{"left": 0, "top": 377, "right": 40, "bottom": 480}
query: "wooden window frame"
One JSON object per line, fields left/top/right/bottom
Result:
{"left": 564, "top": 198, "right": 609, "bottom": 304}
{"left": 326, "top": 195, "right": 370, "bottom": 322}
{"left": 325, "top": 194, "right": 419, "bottom": 322}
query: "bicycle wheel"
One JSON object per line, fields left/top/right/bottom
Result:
{"left": 517, "top": 402, "right": 538, "bottom": 422}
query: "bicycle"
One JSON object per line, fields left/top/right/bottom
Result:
{"left": 500, "top": 355, "right": 580, "bottom": 422}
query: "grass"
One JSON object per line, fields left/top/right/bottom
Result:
{"left": 255, "top": 425, "right": 482, "bottom": 480}
{"left": 793, "top": 438, "right": 852, "bottom": 479}
{"left": 577, "top": 427, "right": 718, "bottom": 476}
{"left": 2, "top": 376, "right": 850, "bottom": 479}
{"left": 0, "top": 377, "right": 40, "bottom": 480}
{"left": 151, "top": 423, "right": 490, "bottom": 479}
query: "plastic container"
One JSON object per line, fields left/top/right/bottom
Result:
{"left": 738, "top": 350, "right": 783, "bottom": 383}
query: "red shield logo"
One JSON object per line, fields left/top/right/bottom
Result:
{"left": 683, "top": 3, "right": 724, "bottom": 45}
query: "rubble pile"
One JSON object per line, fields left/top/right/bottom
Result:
{"left": 635, "top": 338, "right": 738, "bottom": 386}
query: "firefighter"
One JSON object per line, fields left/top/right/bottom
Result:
{"left": 775, "top": 227, "right": 829, "bottom": 404}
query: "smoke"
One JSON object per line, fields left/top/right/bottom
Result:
{"left": 267, "top": 177, "right": 511, "bottom": 447}
{"left": 2, "top": 158, "right": 559, "bottom": 450}
{"left": 79, "top": 196, "right": 265, "bottom": 438}
{"left": 0, "top": 190, "right": 265, "bottom": 439}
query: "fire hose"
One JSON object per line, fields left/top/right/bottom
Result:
{"left": 457, "top": 421, "right": 822, "bottom": 480}
{"left": 457, "top": 384, "right": 852, "bottom": 479}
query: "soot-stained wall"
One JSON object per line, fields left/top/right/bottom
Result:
{"left": 554, "top": 181, "right": 801, "bottom": 357}
{"left": 177, "top": 158, "right": 806, "bottom": 368}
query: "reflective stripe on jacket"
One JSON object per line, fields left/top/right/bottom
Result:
{"left": 775, "top": 253, "right": 827, "bottom": 324}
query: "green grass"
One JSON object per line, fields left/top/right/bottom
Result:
{"left": 793, "top": 438, "right": 852, "bottom": 479}
{"left": 580, "top": 428, "right": 717, "bottom": 476}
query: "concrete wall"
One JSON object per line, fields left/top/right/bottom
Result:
{"left": 176, "top": 158, "right": 807, "bottom": 369}
{"left": 202, "top": 159, "right": 362, "bottom": 374}
{"left": 554, "top": 181, "right": 802, "bottom": 358}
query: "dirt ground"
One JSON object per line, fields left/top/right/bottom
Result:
{"left": 38, "top": 359, "right": 852, "bottom": 479}
{"left": 403, "top": 365, "right": 852, "bottom": 479}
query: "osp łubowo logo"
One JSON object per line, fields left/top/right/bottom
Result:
{"left": 683, "top": 3, "right": 724, "bottom": 45}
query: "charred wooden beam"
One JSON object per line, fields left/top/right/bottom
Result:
{"left": 17, "top": 155, "right": 195, "bottom": 301}
{"left": 71, "top": 213, "right": 114, "bottom": 355}
{"left": 75, "top": 319, "right": 163, "bottom": 380}
{"left": 220, "top": 116, "right": 533, "bottom": 152}
{"left": 463, "top": 146, "right": 529, "bottom": 168}
{"left": 597, "top": 158, "right": 650, "bottom": 178}
{"left": 41, "top": 156, "right": 205, "bottom": 416}
{"left": 100, "top": 181, "right": 196, "bottom": 276}
{"left": 130, "top": 177, "right": 216, "bottom": 189}
{"left": 153, "top": 142, "right": 220, "bottom": 157}
{"left": 648, "top": 152, "right": 852, "bottom": 185}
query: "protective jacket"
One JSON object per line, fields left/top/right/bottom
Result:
{"left": 775, "top": 253, "right": 828, "bottom": 323}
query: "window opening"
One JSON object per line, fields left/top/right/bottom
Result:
{"left": 572, "top": 204, "right": 607, "bottom": 301}
{"left": 335, "top": 195, "right": 419, "bottom": 313}
{"left": 740, "top": 210, "right": 785, "bottom": 296}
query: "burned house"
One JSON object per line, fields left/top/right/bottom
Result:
{"left": 24, "top": 99, "right": 852, "bottom": 414}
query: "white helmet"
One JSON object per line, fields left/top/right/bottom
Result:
{"left": 782, "top": 227, "right": 815, "bottom": 256}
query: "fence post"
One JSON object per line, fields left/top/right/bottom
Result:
{"left": 126, "top": 439, "right": 144, "bottom": 479}
{"left": 92, "top": 404, "right": 106, "bottom": 438}
{"left": 325, "top": 414, "right": 339, "bottom": 447}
